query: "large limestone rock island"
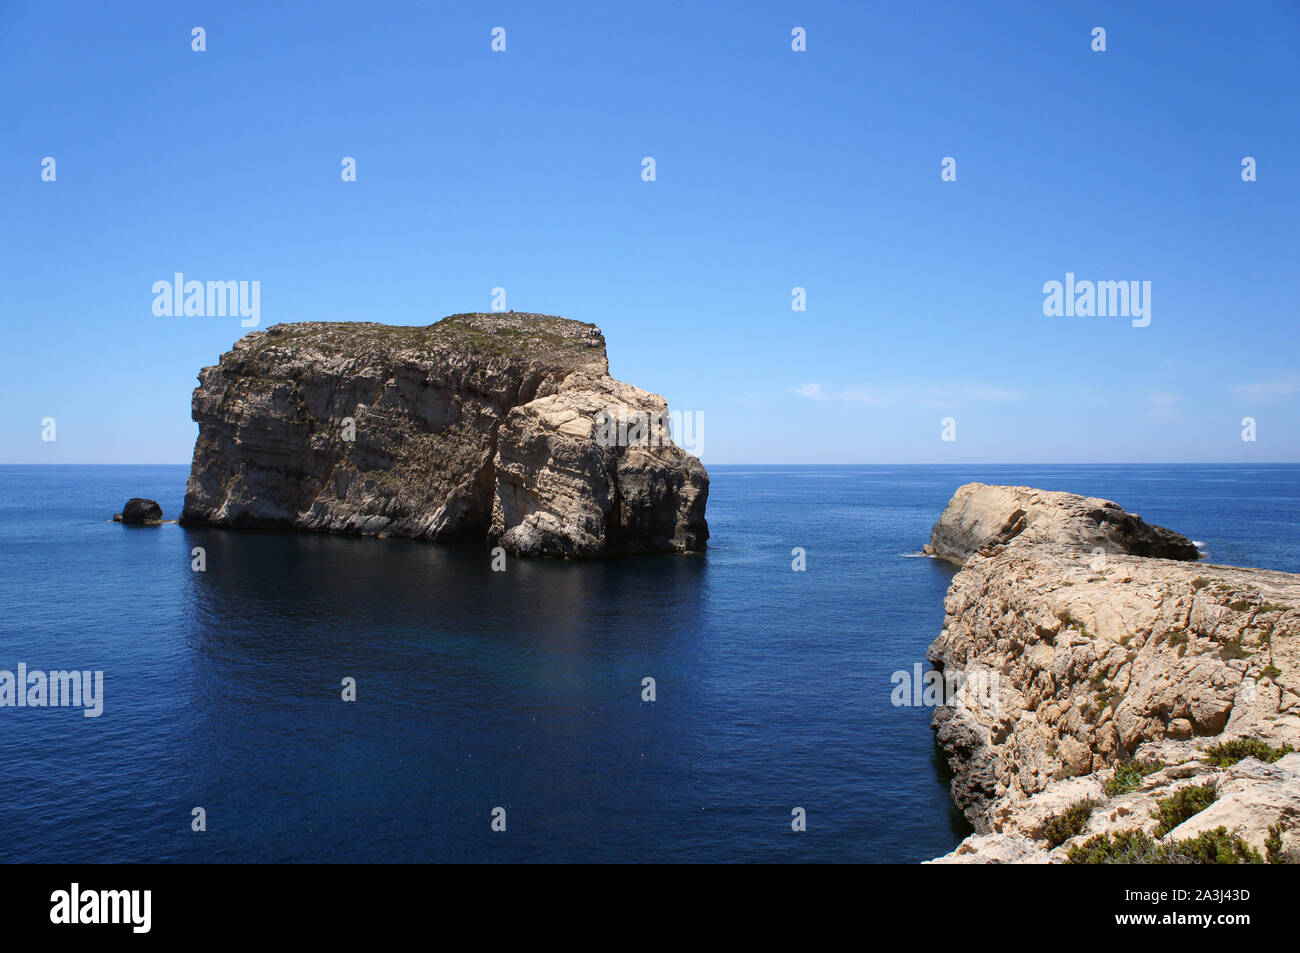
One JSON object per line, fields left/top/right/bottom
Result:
{"left": 180, "top": 313, "right": 709, "bottom": 557}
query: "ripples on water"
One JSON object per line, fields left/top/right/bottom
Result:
{"left": 0, "top": 464, "right": 1296, "bottom": 862}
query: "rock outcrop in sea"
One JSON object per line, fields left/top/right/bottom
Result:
{"left": 114, "top": 498, "right": 163, "bottom": 525}
{"left": 923, "top": 484, "right": 1300, "bottom": 863}
{"left": 179, "top": 313, "right": 709, "bottom": 557}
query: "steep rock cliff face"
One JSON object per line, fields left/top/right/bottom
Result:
{"left": 924, "top": 531, "right": 1300, "bottom": 861}
{"left": 928, "top": 546, "right": 1300, "bottom": 826}
{"left": 924, "top": 483, "right": 1199, "bottom": 566}
{"left": 920, "top": 484, "right": 1300, "bottom": 862}
{"left": 180, "top": 313, "right": 708, "bottom": 556}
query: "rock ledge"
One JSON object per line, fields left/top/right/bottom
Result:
{"left": 924, "top": 483, "right": 1199, "bottom": 566}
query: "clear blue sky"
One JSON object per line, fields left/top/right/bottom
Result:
{"left": 3, "top": 0, "right": 1297, "bottom": 464}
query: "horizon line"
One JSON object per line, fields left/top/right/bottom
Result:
{"left": 5, "top": 461, "right": 1300, "bottom": 468}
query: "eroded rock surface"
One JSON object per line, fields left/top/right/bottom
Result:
{"left": 926, "top": 542, "right": 1300, "bottom": 862}
{"left": 930, "top": 748, "right": 1300, "bottom": 864}
{"left": 924, "top": 483, "right": 1199, "bottom": 566}
{"left": 180, "top": 313, "right": 708, "bottom": 556}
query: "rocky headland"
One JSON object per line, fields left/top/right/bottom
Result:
{"left": 179, "top": 313, "right": 708, "bottom": 557}
{"left": 922, "top": 483, "right": 1199, "bottom": 565}
{"left": 923, "top": 483, "right": 1300, "bottom": 863}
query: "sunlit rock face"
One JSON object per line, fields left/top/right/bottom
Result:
{"left": 924, "top": 483, "right": 1199, "bottom": 566}
{"left": 180, "top": 312, "right": 708, "bottom": 557}
{"left": 922, "top": 485, "right": 1300, "bottom": 864}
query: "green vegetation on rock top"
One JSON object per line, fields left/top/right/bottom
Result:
{"left": 1203, "top": 738, "right": 1295, "bottom": 768}
{"left": 1044, "top": 799, "right": 1099, "bottom": 848}
{"left": 233, "top": 312, "right": 606, "bottom": 368}
{"left": 1066, "top": 827, "right": 1264, "bottom": 864}
{"left": 1152, "top": 783, "right": 1217, "bottom": 837}
{"left": 1105, "top": 759, "right": 1165, "bottom": 796}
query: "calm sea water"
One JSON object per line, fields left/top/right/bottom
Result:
{"left": 1, "top": 464, "right": 1297, "bottom": 863}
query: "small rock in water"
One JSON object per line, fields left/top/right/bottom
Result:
{"left": 114, "top": 498, "right": 163, "bottom": 525}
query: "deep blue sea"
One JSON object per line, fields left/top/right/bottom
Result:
{"left": 1, "top": 464, "right": 1298, "bottom": 863}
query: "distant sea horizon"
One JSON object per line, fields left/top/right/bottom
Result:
{"left": 2, "top": 463, "right": 1297, "bottom": 862}
{"left": 8, "top": 461, "right": 1300, "bottom": 467}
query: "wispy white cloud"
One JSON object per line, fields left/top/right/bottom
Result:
{"left": 1144, "top": 391, "right": 1182, "bottom": 420}
{"left": 1062, "top": 385, "right": 1110, "bottom": 406}
{"left": 792, "top": 382, "right": 1025, "bottom": 406}
{"left": 1231, "top": 371, "right": 1300, "bottom": 405}
{"left": 838, "top": 386, "right": 902, "bottom": 404}
{"left": 917, "top": 384, "right": 1026, "bottom": 405}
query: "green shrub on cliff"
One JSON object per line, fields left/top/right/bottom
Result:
{"left": 1152, "top": 783, "right": 1217, "bottom": 837}
{"left": 1203, "top": 738, "right": 1295, "bottom": 767}
{"left": 1265, "top": 824, "right": 1283, "bottom": 863}
{"left": 1219, "top": 635, "right": 1250, "bottom": 660}
{"left": 1105, "top": 759, "right": 1165, "bottom": 796}
{"left": 1066, "top": 827, "right": 1263, "bottom": 864}
{"left": 1044, "top": 799, "right": 1099, "bottom": 848}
